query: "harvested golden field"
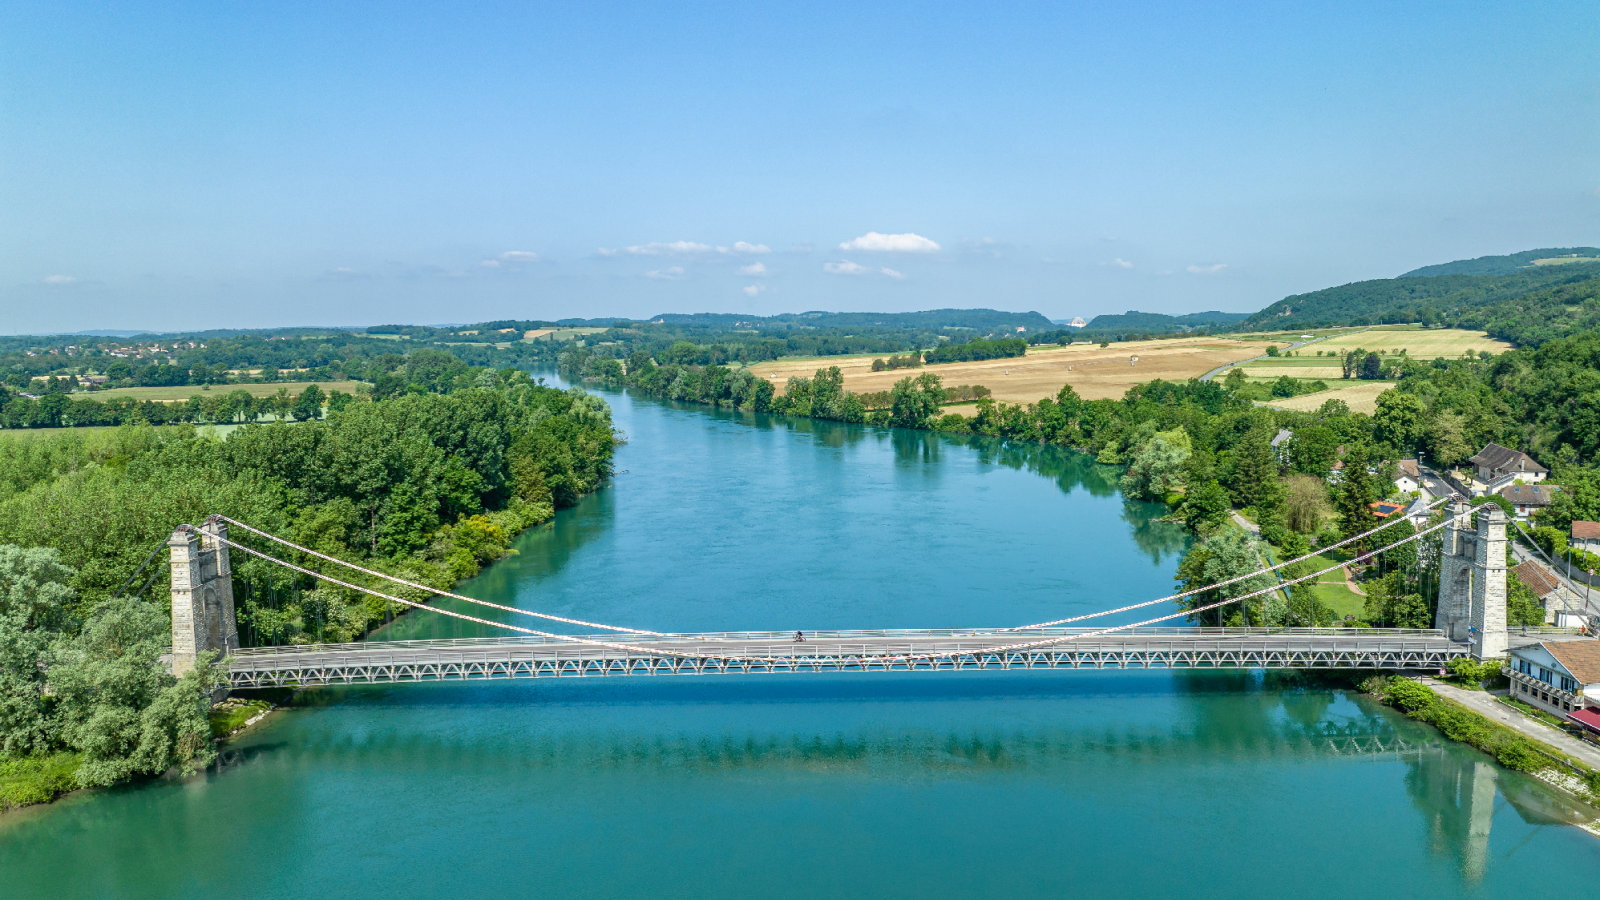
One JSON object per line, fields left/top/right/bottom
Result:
{"left": 746, "top": 338, "right": 1271, "bottom": 404}
{"left": 1235, "top": 365, "right": 1340, "bottom": 379}
{"left": 1307, "top": 328, "right": 1509, "bottom": 359}
{"left": 89, "top": 381, "right": 363, "bottom": 403}
{"left": 1263, "top": 381, "right": 1395, "bottom": 415}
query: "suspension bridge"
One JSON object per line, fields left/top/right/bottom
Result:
{"left": 156, "top": 498, "right": 1583, "bottom": 689}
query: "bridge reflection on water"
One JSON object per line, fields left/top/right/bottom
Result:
{"left": 210, "top": 674, "right": 1597, "bottom": 883}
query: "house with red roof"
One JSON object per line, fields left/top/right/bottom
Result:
{"left": 1573, "top": 521, "right": 1600, "bottom": 556}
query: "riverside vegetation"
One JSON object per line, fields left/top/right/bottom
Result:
{"left": 0, "top": 362, "right": 616, "bottom": 810}
{"left": 562, "top": 328, "right": 1600, "bottom": 797}
{"left": 562, "top": 326, "right": 1600, "bottom": 631}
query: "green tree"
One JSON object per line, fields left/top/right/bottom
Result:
{"left": 1175, "top": 529, "right": 1275, "bottom": 626}
{"left": 49, "top": 598, "right": 220, "bottom": 785}
{"left": 1424, "top": 410, "right": 1474, "bottom": 467}
{"left": 889, "top": 373, "right": 944, "bottom": 429}
{"left": 0, "top": 546, "right": 77, "bottom": 756}
{"left": 1119, "top": 428, "right": 1191, "bottom": 501}
{"left": 1506, "top": 573, "right": 1546, "bottom": 627}
{"left": 1333, "top": 445, "right": 1381, "bottom": 544}
{"left": 1373, "top": 390, "right": 1425, "bottom": 456}
{"left": 291, "top": 384, "right": 325, "bottom": 422}
{"left": 1186, "top": 480, "right": 1232, "bottom": 533}
{"left": 1229, "top": 426, "right": 1282, "bottom": 515}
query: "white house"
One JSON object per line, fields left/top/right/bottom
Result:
{"left": 1504, "top": 641, "right": 1600, "bottom": 716}
{"left": 1467, "top": 443, "right": 1547, "bottom": 495}
{"left": 1395, "top": 458, "right": 1421, "bottom": 494}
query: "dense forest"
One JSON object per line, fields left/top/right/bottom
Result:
{"left": 1399, "top": 247, "right": 1600, "bottom": 278}
{"left": 1236, "top": 261, "right": 1600, "bottom": 345}
{"left": 0, "top": 359, "right": 615, "bottom": 802}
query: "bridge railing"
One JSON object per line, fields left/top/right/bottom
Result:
{"left": 228, "top": 626, "right": 1453, "bottom": 658}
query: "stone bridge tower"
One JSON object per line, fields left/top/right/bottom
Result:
{"left": 1434, "top": 500, "right": 1507, "bottom": 661}
{"left": 169, "top": 516, "right": 239, "bottom": 676}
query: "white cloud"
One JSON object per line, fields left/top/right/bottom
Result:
{"left": 646, "top": 266, "right": 686, "bottom": 280}
{"left": 823, "top": 261, "right": 869, "bottom": 275}
{"left": 600, "top": 241, "right": 714, "bottom": 256}
{"left": 838, "top": 231, "right": 941, "bottom": 253}
{"left": 500, "top": 250, "right": 541, "bottom": 262}
{"left": 742, "top": 284, "right": 767, "bottom": 297}
{"left": 1186, "top": 263, "right": 1228, "bottom": 274}
{"left": 480, "top": 260, "right": 501, "bottom": 268}
{"left": 42, "top": 275, "right": 76, "bottom": 284}
{"left": 740, "top": 263, "right": 768, "bottom": 276}
{"left": 881, "top": 267, "right": 905, "bottom": 279}
{"left": 1107, "top": 258, "right": 1133, "bottom": 269}
{"left": 599, "top": 240, "right": 766, "bottom": 257}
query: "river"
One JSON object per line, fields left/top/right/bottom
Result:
{"left": 2, "top": 379, "right": 1596, "bottom": 898}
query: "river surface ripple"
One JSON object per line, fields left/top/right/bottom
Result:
{"left": 2, "top": 377, "right": 1596, "bottom": 898}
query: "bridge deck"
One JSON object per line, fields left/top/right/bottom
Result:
{"left": 224, "top": 627, "right": 1473, "bottom": 687}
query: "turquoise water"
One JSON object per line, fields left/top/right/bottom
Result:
{"left": 2, "top": 383, "right": 1596, "bottom": 898}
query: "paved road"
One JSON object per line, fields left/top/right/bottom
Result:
{"left": 1424, "top": 677, "right": 1600, "bottom": 769}
{"left": 1197, "top": 326, "right": 1372, "bottom": 383}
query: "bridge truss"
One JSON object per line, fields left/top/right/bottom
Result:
{"left": 224, "top": 628, "right": 1469, "bottom": 688}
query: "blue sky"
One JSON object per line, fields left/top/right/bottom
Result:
{"left": 2, "top": 1, "right": 1596, "bottom": 333}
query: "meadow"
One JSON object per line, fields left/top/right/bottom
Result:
{"left": 1295, "top": 326, "right": 1509, "bottom": 359}
{"left": 84, "top": 380, "right": 364, "bottom": 403}
{"left": 746, "top": 337, "right": 1272, "bottom": 404}
{"left": 1263, "top": 381, "right": 1397, "bottom": 415}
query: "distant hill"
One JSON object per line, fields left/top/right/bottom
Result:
{"left": 1084, "top": 310, "right": 1250, "bottom": 332}
{"left": 1236, "top": 262, "right": 1600, "bottom": 343}
{"left": 647, "top": 308, "right": 1057, "bottom": 332}
{"left": 1400, "top": 248, "right": 1600, "bottom": 278}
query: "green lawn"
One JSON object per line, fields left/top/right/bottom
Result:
{"left": 1314, "top": 582, "right": 1366, "bottom": 619}
{"left": 90, "top": 380, "right": 363, "bottom": 402}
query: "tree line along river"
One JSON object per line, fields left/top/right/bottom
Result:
{"left": 1, "top": 374, "right": 1596, "bottom": 899}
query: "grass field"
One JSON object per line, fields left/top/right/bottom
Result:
{"left": 746, "top": 336, "right": 1272, "bottom": 404}
{"left": 1235, "top": 365, "right": 1341, "bottom": 379}
{"left": 1315, "top": 582, "right": 1366, "bottom": 619}
{"left": 1306, "top": 328, "right": 1509, "bottom": 359}
{"left": 524, "top": 327, "right": 606, "bottom": 342}
{"left": 0, "top": 424, "right": 187, "bottom": 436}
{"left": 86, "top": 381, "right": 363, "bottom": 403}
{"left": 1262, "top": 381, "right": 1396, "bottom": 415}
{"left": 1303, "top": 552, "right": 1366, "bottom": 619}
{"left": 1533, "top": 255, "right": 1600, "bottom": 267}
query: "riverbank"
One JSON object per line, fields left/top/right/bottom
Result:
{"left": 1377, "top": 675, "right": 1600, "bottom": 813}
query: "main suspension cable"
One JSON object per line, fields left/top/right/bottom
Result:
{"left": 219, "top": 495, "right": 1454, "bottom": 641}
{"left": 1000, "top": 495, "right": 1451, "bottom": 631}
{"left": 217, "top": 515, "right": 670, "bottom": 637}
{"left": 876, "top": 504, "right": 1476, "bottom": 663}
{"left": 208, "top": 504, "right": 1473, "bottom": 666}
